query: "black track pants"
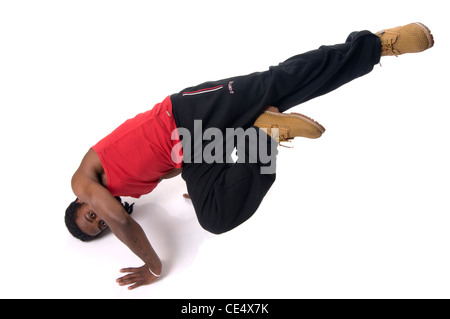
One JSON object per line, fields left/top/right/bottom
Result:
{"left": 171, "top": 30, "right": 381, "bottom": 234}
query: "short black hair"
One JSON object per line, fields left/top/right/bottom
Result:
{"left": 65, "top": 197, "right": 134, "bottom": 242}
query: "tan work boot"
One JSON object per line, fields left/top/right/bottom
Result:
{"left": 376, "top": 22, "right": 434, "bottom": 56}
{"left": 254, "top": 110, "right": 326, "bottom": 143}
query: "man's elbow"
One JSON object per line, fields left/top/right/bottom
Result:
{"left": 71, "top": 171, "right": 89, "bottom": 201}
{"left": 71, "top": 172, "right": 79, "bottom": 197}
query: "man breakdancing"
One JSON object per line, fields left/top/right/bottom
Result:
{"left": 66, "top": 23, "right": 434, "bottom": 289}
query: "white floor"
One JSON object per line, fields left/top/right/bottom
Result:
{"left": 1, "top": 0, "right": 449, "bottom": 299}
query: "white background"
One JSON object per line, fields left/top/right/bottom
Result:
{"left": 1, "top": 0, "right": 449, "bottom": 299}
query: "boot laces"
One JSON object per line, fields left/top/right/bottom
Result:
{"left": 382, "top": 39, "right": 400, "bottom": 57}
{"left": 269, "top": 125, "right": 294, "bottom": 148}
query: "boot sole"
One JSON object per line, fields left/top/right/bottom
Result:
{"left": 414, "top": 22, "right": 435, "bottom": 49}
{"left": 255, "top": 111, "right": 326, "bottom": 139}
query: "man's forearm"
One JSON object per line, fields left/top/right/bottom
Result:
{"left": 110, "top": 216, "right": 162, "bottom": 275}
{"left": 72, "top": 165, "right": 162, "bottom": 284}
{"left": 78, "top": 178, "right": 162, "bottom": 275}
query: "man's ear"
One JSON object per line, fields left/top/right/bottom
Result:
{"left": 75, "top": 198, "right": 83, "bottom": 204}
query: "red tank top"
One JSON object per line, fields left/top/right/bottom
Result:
{"left": 92, "top": 96, "right": 183, "bottom": 198}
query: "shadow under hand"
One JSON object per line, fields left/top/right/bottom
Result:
{"left": 131, "top": 202, "right": 212, "bottom": 277}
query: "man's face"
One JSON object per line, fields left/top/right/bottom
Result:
{"left": 75, "top": 200, "right": 108, "bottom": 237}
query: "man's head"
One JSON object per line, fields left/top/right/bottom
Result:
{"left": 65, "top": 197, "right": 134, "bottom": 242}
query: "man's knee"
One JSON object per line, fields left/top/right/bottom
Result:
{"left": 196, "top": 203, "right": 259, "bottom": 235}
{"left": 198, "top": 218, "right": 232, "bottom": 235}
